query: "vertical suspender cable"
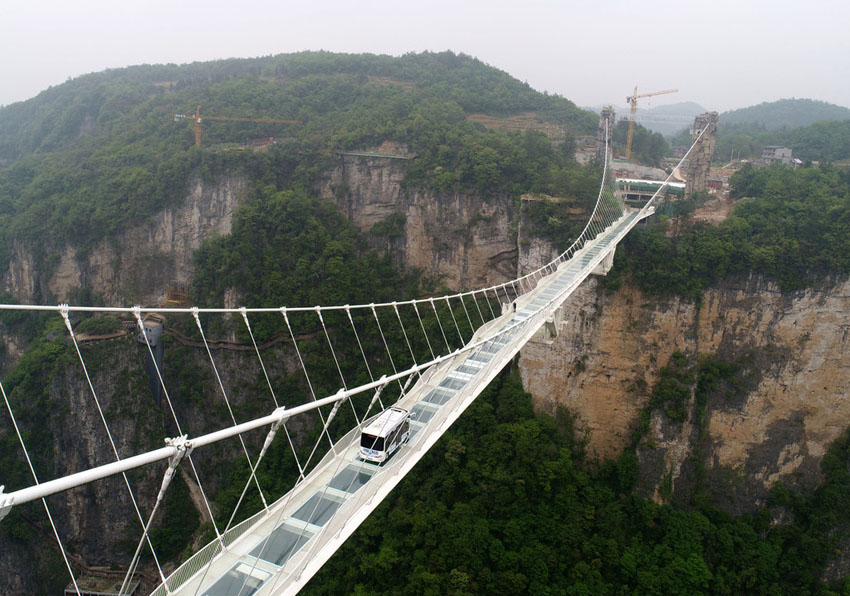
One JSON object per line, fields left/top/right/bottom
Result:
{"left": 470, "top": 291, "right": 487, "bottom": 326}
{"left": 239, "top": 308, "right": 304, "bottom": 481}
{"left": 411, "top": 301, "right": 436, "bottom": 361}
{"left": 281, "top": 308, "right": 336, "bottom": 454}
{"left": 370, "top": 304, "right": 406, "bottom": 395}
{"left": 392, "top": 302, "right": 418, "bottom": 370}
{"left": 443, "top": 296, "right": 465, "bottom": 344}
{"left": 316, "top": 307, "right": 359, "bottom": 426}
{"left": 458, "top": 295, "right": 475, "bottom": 338}
{"left": 192, "top": 308, "right": 269, "bottom": 510}
{"left": 133, "top": 309, "right": 223, "bottom": 551}
{"left": 59, "top": 307, "right": 169, "bottom": 591}
{"left": 429, "top": 298, "right": 451, "bottom": 354}
{"left": 1, "top": 379, "right": 82, "bottom": 596}
{"left": 481, "top": 289, "right": 496, "bottom": 320}
{"left": 345, "top": 306, "right": 384, "bottom": 411}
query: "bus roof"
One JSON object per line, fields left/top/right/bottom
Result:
{"left": 362, "top": 407, "right": 409, "bottom": 438}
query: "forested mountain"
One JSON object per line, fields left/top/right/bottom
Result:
{"left": 720, "top": 98, "right": 850, "bottom": 130}
{"left": 0, "top": 51, "right": 595, "bottom": 162}
{"left": 709, "top": 119, "right": 850, "bottom": 163}
{"left": 669, "top": 98, "right": 850, "bottom": 163}
{"left": 3, "top": 51, "right": 850, "bottom": 596}
{"left": 611, "top": 163, "right": 850, "bottom": 296}
{"left": 0, "top": 51, "right": 596, "bottom": 274}
{"left": 0, "top": 51, "right": 606, "bottom": 593}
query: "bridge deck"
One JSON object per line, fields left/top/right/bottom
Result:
{"left": 160, "top": 209, "right": 645, "bottom": 596}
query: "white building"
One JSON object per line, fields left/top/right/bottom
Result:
{"left": 762, "top": 145, "right": 793, "bottom": 165}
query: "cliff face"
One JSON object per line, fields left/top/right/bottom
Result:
{"left": 0, "top": 332, "right": 309, "bottom": 594}
{"left": 319, "top": 154, "right": 518, "bottom": 290}
{"left": 5, "top": 151, "right": 850, "bottom": 586}
{"left": 0, "top": 339, "right": 163, "bottom": 593}
{"left": 3, "top": 154, "right": 519, "bottom": 305}
{"left": 518, "top": 272, "right": 850, "bottom": 513}
{"left": 2, "top": 176, "right": 247, "bottom": 306}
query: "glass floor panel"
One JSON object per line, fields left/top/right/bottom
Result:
{"left": 455, "top": 364, "right": 482, "bottom": 376}
{"left": 202, "top": 564, "right": 271, "bottom": 596}
{"left": 249, "top": 525, "right": 311, "bottom": 566}
{"left": 439, "top": 377, "right": 467, "bottom": 391}
{"left": 329, "top": 465, "right": 375, "bottom": 494}
{"left": 423, "top": 388, "right": 454, "bottom": 405}
{"left": 292, "top": 494, "right": 342, "bottom": 527}
{"left": 410, "top": 404, "right": 437, "bottom": 424}
{"left": 468, "top": 353, "right": 492, "bottom": 364}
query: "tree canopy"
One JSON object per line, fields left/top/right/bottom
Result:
{"left": 609, "top": 163, "right": 850, "bottom": 299}
{"left": 304, "top": 370, "right": 850, "bottom": 595}
{"left": 0, "top": 51, "right": 597, "bottom": 274}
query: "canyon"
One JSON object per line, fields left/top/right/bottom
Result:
{"left": 2, "top": 153, "right": 849, "bottom": 590}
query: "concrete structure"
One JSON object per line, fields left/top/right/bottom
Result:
{"left": 685, "top": 112, "right": 719, "bottom": 196}
{"left": 617, "top": 178, "right": 685, "bottom": 205}
{"left": 136, "top": 313, "right": 164, "bottom": 347}
{"left": 596, "top": 106, "right": 616, "bottom": 163}
{"left": 762, "top": 145, "right": 793, "bottom": 165}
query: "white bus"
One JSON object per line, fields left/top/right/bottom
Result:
{"left": 359, "top": 407, "right": 411, "bottom": 463}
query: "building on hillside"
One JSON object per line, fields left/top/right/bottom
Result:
{"left": 617, "top": 178, "right": 685, "bottom": 205}
{"left": 251, "top": 137, "right": 276, "bottom": 148}
{"left": 761, "top": 145, "right": 793, "bottom": 165}
{"left": 136, "top": 313, "right": 164, "bottom": 347}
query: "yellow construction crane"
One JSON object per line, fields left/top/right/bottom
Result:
{"left": 625, "top": 87, "right": 677, "bottom": 160}
{"left": 174, "top": 105, "right": 299, "bottom": 147}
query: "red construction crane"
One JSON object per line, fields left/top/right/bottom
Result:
{"left": 174, "top": 105, "right": 298, "bottom": 147}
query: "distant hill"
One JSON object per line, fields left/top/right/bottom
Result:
{"left": 720, "top": 98, "right": 850, "bottom": 130}
{"left": 710, "top": 119, "right": 850, "bottom": 164}
{"left": 0, "top": 51, "right": 596, "bottom": 164}
{"left": 0, "top": 51, "right": 600, "bottom": 270}
{"left": 586, "top": 101, "right": 707, "bottom": 137}
{"left": 663, "top": 98, "right": 850, "bottom": 163}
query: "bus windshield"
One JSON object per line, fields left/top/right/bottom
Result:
{"left": 360, "top": 434, "right": 384, "bottom": 451}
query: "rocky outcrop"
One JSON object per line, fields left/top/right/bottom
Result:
{"left": 319, "top": 153, "right": 517, "bottom": 290}
{"left": 4, "top": 152, "right": 522, "bottom": 304}
{"left": 2, "top": 176, "right": 247, "bottom": 306}
{"left": 518, "top": 272, "right": 850, "bottom": 513}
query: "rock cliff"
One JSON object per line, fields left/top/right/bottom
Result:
{"left": 319, "top": 153, "right": 518, "bottom": 290}
{"left": 518, "top": 272, "right": 850, "bottom": 513}
{"left": 2, "top": 176, "right": 247, "bottom": 306}
{"left": 4, "top": 152, "right": 850, "bottom": 589}
{"left": 0, "top": 331, "right": 309, "bottom": 594}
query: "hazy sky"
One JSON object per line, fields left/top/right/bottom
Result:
{"left": 2, "top": 0, "right": 848, "bottom": 112}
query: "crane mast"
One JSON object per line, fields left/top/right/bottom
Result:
{"left": 625, "top": 87, "right": 677, "bottom": 160}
